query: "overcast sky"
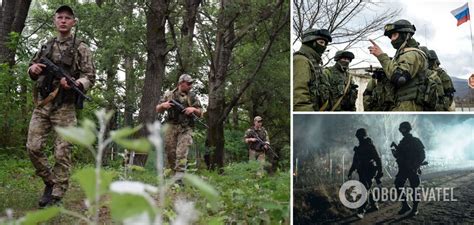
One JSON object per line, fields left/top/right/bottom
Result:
{"left": 292, "top": 0, "right": 474, "bottom": 79}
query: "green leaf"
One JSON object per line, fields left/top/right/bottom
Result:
{"left": 72, "top": 168, "right": 115, "bottom": 203}
{"left": 184, "top": 174, "right": 219, "bottom": 204}
{"left": 81, "top": 119, "right": 96, "bottom": 132}
{"left": 114, "top": 138, "right": 151, "bottom": 153}
{"left": 54, "top": 126, "right": 96, "bottom": 148}
{"left": 110, "top": 125, "right": 142, "bottom": 140}
{"left": 21, "top": 207, "right": 60, "bottom": 225}
{"left": 207, "top": 216, "right": 225, "bottom": 225}
{"left": 110, "top": 193, "right": 154, "bottom": 222}
{"left": 259, "top": 201, "right": 282, "bottom": 210}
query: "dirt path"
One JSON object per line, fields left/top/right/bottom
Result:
{"left": 334, "top": 169, "right": 474, "bottom": 224}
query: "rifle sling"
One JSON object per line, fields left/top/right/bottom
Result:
{"left": 330, "top": 74, "right": 352, "bottom": 111}
{"left": 35, "top": 87, "right": 59, "bottom": 107}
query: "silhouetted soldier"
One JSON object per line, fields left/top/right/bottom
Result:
{"left": 391, "top": 121, "right": 425, "bottom": 216}
{"left": 348, "top": 128, "right": 383, "bottom": 218}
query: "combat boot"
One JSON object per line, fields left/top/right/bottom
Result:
{"left": 370, "top": 202, "right": 379, "bottom": 211}
{"left": 397, "top": 202, "right": 411, "bottom": 215}
{"left": 45, "top": 196, "right": 63, "bottom": 207}
{"left": 410, "top": 202, "right": 419, "bottom": 216}
{"left": 38, "top": 182, "right": 53, "bottom": 208}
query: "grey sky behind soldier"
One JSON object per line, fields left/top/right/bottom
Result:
{"left": 292, "top": 0, "right": 474, "bottom": 79}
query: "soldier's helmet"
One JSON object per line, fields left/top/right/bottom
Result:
{"left": 334, "top": 50, "right": 355, "bottom": 61}
{"left": 302, "top": 28, "right": 332, "bottom": 44}
{"left": 419, "top": 46, "right": 430, "bottom": 59}
{"left": 428, "top": 50, "right": 438, "bottom": 60}
{"left": 428, "top": 50, "right": 441, "bottom": 64}
{"left": 399, "top": 121, "right": 412, "bottom": 131}
{"left": 384, "top": 19, "right": 416, "bottom": 37}
{"left": 355, "top": 128, "right": 367, "bottom": 138}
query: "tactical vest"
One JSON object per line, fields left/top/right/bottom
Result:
{"left": 394, "top": 48, "right": 435, "bottom": 109}
{"left": 36, "top": 37, "right": 84, "bottom": 104}
{"left": 435, "top": 67, "right": 456, "bottom": 96}
{"left": 325, "top": 66, "right": 357, "bottom": 111}
{"left": 372, "top": 77, "right": 395, "bottom": 111}
{"left": 427, "top": 69, "right": 446, "bottom": 111}
{"left": 293, "top": 51, "right": 330, "bottom": 111}
{"left": 248, "top": 127, "right": 267, "bottom": 151}
{"left": 164, "top": 89, "right": 197, "bottom": 127}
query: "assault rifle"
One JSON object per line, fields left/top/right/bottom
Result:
{"left": 169, "top": 99, "right": 208, "bottom": 128}
{"left": 366, "top": 65, "right": 386, "bottom": 80}
{"left": 39, "top": 57, "right": 91, "bottom": 109}
{"left": 251, "top": 131, "right": 278, "bottom": 159}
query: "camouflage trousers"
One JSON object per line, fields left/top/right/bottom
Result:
{"left": 26, "top": 103, "right": 76, "bottom": 198}
{"left": 249, "top": 149, "right": 265, "bottom": 163}
{"left": 164, "top": 124, "right": 193, "bottom": 173}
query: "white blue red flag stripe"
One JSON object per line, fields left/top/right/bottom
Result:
{"left": 451, "top": 3, "right": 470, "bottom": 26}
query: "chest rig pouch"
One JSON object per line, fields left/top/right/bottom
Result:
{"left": 166, "top": 90, "right": 196, "bottom": 127}
{"left": 294, "top": 51, "right": 330, "bottom": 111}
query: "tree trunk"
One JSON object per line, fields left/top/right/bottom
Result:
{"left": 123, "top": 55, "right": 135, "bottom": 127}
{"left": 178, "top": 0, "right": 201, "bottom": 74}
{"left": 206, "top": 0, "right": 236, "bottom": 170}
{"left": 102, "top": 66, "right": 118, "bottom": 165}
{"left": 206, "top": 0, "right": 287, "bottom": 170}
{"left": 136, "top": 0, "right": 169, "bottom": 165}
{"left": 0, "top": 0, "right": 31, "bottom": 66}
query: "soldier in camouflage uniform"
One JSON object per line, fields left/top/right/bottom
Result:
{"left": 244, "top": 116, "right": 270, "bottom": 162}
{"left": 363, "top": 67, "right": 396, "bottom": 111}
{"left": 156, "top": 74, "right": 203, "bottom": 180}
{"left": 323, "top": 50, "right": 358, "bottom": 111}
{"left": 419, "top": 46, "right": 445, "bottom": 111}
{"left": 293, "top": 28, "right": 332, "bottom": 111}
{"left": 26, "top": 5, "right": 95, "bottom": 207}
{"left": 369, "top": 19, "right": 429, "bottom": 111}
{"left": 427, "top": 50, "right": 456, "bottom": 110}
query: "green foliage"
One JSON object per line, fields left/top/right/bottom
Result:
{"left": 110, "top": 193, "right": 155, "bottom": 222}
{"left": 196, "top": 161, "right": 290, "bottom": 224}
{"left": 223, "top": 128, "right": 248, "bottom": 162}
{"left": 71, "top": 167, "right": 116, "bottom": 203}
{"left": 114, "top": 138, "right": 151, "bottom": 153}
{"left": 55, "top": 125, "right": 96, "bottom": 149}
{"left": 184, "top": 174, "right": 220, "bottom": 208}
{"left": 21, "top": 207, "right": 60, "bottom": 225}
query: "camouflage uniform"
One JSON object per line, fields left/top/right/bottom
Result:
{"left": 293, "top": 45, "right": 331, "bottom": 111}
{"left": 377, "top": 43, "right": 427, "bottom": 111}
{"left": 244, "top": 126, "right": 269, "bottom": 162}
{"left": 26, "top": 35, "right": 95, "bottom": 199}
{"left": 376, "top": 20, "right": 431, "bottom": 111}
{"left": 323, "top": 62, "right": 358, "bottom": 111}
{"left": 363, "top": 76, "right": 395, "bottom": 111}
{"left": 427, "top": 50, "right": 455, "bottom": 110}
{"left": 293, "top": 28, "right": 332, "bottom": 111}
{"left": 160, "top": 88, "right": 202, "bottom": 173}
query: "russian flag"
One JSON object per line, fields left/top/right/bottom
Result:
{"left": 451, "top": 3, "right": 470, "bottom": 26}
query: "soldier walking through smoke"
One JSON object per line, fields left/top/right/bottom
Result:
{"left": 348, "top": 128, "right": 383, "bottom": 218}
{"left": 391, "top": 121, "right": 426, "bottom": 216}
